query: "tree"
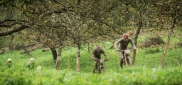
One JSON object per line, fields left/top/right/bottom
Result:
{"left": 147, "top": 0, "right": 182, "bottom": 68}
{"left": 156, "top": 0, "right": 182, "bottom": 68}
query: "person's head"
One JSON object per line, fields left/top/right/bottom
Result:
{"left": 96, "top": 45, "right": 101, "bottom": 51}
{"left": 8, "top": 58, "right": 11, "bottom": 62}
{"left": 123, "top": 33, "right": 129, "bottom": 39}
{"left": 8, "top": 58, "right": 11, "bottom": 61}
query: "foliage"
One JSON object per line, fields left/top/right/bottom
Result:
{"left": 0, "top": 0, "right": 182, "bottom": 84}
{"left": 0, "top": 30, "right": 182, "bottom": 84}
{"left": 0, "top": 62, "right": 182, "bottom": 85}
{"left": 139, "top": 35, "right": 165, "bottom": 48}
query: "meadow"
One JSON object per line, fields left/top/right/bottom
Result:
{"left": 0, "top": 31, "right": 182, "bottom": 85}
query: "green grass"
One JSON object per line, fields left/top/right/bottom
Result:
{"left": 0, "top": 30, "right": 182, "bottom": 85}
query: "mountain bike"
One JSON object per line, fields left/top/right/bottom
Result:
{"left": 119, "top": 49, "right": 131, "bottom": 67}
{"left": 93, "top": 59, "right": 108, "bottom": 74}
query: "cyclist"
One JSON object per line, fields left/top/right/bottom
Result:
{"left": 92, "top": 45, "right": 108, "bottom": 72}
{"left": 6, "top": 58, "right": 13, "bottom": 68}
{"left": 26, "top": 58, "right": 35, "bottom": 69}
{"left": 114, "top": 33, "right": 137, "bottom": 68}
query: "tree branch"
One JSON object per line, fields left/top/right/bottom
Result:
{"left": 0, "top": 23, "right": 30, "bottom": 36}
{"left": 0, "top": 22, "right": 23, "bottom": 27}
{"left": 0, "top": 19, "right": 16, "bottom": 24}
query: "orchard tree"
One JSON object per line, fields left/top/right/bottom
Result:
{"left": 155, "top": 0, "right": 182, "bottom": 68}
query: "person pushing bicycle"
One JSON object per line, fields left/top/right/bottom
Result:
{"left": 114, "top": 33, "right": 137, "bottom": 68}
{"left": 92, "top": 45, "right": 109, "bottom": 72}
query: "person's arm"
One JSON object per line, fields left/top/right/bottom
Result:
{"left": 92, "top": 54, "right": 99, "bottom": 61}
{"left": 91, "top": 49, "right": 99, "bottom": 61}
{"left": 101, "top": 49, "right": 109, "bottom": 61}
{"left": 130, "top": 39, "right": 137, "bottom": 50}
{"left": 6, "top": 61, "right": 8, "bottom": 65}
{"left": 114, "top": 38, "right": 122, "bottom": 51}
{"left": 26, "top": 61, "right": 31, "bottom": 67}
{"left": 103, "top": 53, "right": 109, "bottom": 61}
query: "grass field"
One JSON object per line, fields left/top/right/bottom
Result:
{"left": 0, "top": 30, "right": 182, "bottom": 85}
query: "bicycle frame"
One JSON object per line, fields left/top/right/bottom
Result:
{"left": 120, "top": 50, "right": 131, "bottom": 66}
{"left": 93, "top": 59, "right": 105, "bottom": 74}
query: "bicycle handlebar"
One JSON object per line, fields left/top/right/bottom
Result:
{"left": 98, "top": 59, "right": 109, "bottom": 63}
{"left": 118, "top": 48, "right": 137, "bottom": 52}
{"left": 118, "top": 49, "right": 131, "bottom": 53}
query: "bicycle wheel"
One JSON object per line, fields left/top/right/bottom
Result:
{"left": 93, "top": 61, "right": 100, "bottom": 73}
{"left": 98, "top": 63, "right": 102, "bottom": 73}
{"left": 98, "top": 59, "right": 105, "bottom": 73}
{"left": 93, "top": 68, "right": 96, "bottom": 73}
{"left": 124, "top": 54, "right": 128, "bottom": 65}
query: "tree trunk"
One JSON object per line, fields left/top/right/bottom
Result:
{"left": 50, "top": 47, "right": 57, "bottom": 63}
{"left": 76, "top": 45, "right": 81, "bottom": 72}
{"left": 56, "top": 45, "right": 62, "bottom": 70}
{"left": 161, "top": 17, "right": 176, "bottom": 68}
{"left": 131, "top": 12, "right": 142, "bottom": 66}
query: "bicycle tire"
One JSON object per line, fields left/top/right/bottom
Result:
{"left": 93, "top": 61, "right": 100, "bottom": 73}
{"left": 93, "top": 59, "right": 106, "bottom": 74}
{"left": 98, "top": 63, "right": 102, "bottom": 73}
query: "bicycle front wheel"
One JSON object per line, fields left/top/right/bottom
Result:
{"left": 98, "top": 64, "right": 102, "bottom": 73}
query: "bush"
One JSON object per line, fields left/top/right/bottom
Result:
{"left": 139, "top": 35, "right": 165, "bottom": 48}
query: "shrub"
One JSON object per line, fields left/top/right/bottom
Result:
{"left": 139, "top": 35, "right": 165, "bottom": 48}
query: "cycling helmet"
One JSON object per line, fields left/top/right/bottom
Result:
{"left": 30, "top": 58, "right": 35, "bottom": 61}
{"left": 8, "top": 58, "right": 11, "bottom": 61}
{"left": 123, "top": 33, "right": 129, "bottom": 37}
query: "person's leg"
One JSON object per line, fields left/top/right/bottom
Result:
{"left": 93, "top": 61, "right": 99, "bottom": 72}
{"left": 95, "top": 61, "right": 98, "bottom": 69}
{"left": 119, "top": 52, "right": 124, "bottom": 68}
